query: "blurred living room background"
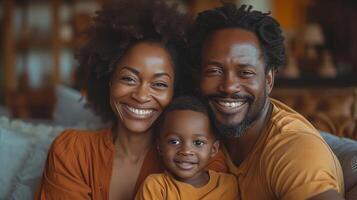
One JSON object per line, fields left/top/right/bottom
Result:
{"left": 0, "top": 0, "right": 356, "bottom": 138}
{"left": 1, "top": 1, "right": 357, "bottom": 199}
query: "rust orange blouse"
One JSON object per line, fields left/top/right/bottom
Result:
{"left": 36, "top": 129, "right": 227, "bottom": 200}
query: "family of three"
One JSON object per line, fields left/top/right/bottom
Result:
{"left": 36, "top": 0, "right": 345, "bottom": 199}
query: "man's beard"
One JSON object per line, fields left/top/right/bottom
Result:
{"left": 204, "top": 90, "right": 267, "bottom": 138}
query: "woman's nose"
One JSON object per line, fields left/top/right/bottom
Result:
{"left": 131, "top": 85, "right": 151, "bottom": 103}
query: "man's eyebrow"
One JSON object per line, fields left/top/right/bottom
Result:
{"left": 202, "top": 60, "right": 222, "bottom": 67}
{"left": 237, "top": 63, "right": 257, "bottom": 67}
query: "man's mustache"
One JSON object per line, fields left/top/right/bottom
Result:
{"left": 203, "top": 93, "right": 254, "bottom": 102}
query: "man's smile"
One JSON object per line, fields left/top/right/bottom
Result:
{"left": 211, "top": 98, "right": 248, "bottom": 115}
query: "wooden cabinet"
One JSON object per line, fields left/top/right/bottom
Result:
{"left": 1, "top": 0, "right": 100, "bottom": 118}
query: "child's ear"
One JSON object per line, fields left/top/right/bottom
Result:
{"left": 210, "top": 140, "right": 220, "bottom": 158}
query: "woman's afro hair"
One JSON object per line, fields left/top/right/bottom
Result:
{"left": 75, "top": 0, "right": 188, "bottom": 123}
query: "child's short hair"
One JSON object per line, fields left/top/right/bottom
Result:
{"left": 164, "top": 96, "right": 208, "bottom": 115}
{"left": 156, "top": 96, "right": 212, "bottom": 136}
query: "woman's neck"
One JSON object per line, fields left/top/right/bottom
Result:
{"left": 111, "top": 124, "right": 154, "bottom": 162}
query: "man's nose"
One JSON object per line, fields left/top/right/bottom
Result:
{"left": 219, "top": 71, "right": 241, "bottom": 94}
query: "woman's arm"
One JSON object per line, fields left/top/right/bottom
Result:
{"left": 35, "top": 130, "right": 92, "bottom": 200}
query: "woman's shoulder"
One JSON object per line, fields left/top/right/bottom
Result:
{"left": 50, "top": 128, "right": 110, "bottom": 156}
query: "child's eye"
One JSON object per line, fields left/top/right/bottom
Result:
{"left": 193, "top": 140, "right": 206, "bottom": 147}
{"left": 168, "top": 139, "right": 180, "bottom": 145}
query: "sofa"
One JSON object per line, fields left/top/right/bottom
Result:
{"left": 0, "top": 85, "right": 105, "bottom": 199}
{"left": 271, "top": 87, "right": 357, "bottom": 139}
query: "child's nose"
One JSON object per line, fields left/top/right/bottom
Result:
{"left": 178, "top": 143, "right": 194, "bottom": 156}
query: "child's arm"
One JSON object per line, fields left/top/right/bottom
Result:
{"left": 135, "top": 174, "right": 166, "bottom": 200}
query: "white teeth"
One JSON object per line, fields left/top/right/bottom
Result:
{"left": 217, "top": 101, "right": 244, "bottom": 108}
{"left": 127, "top": 106, "right": 153, "bottom": 115}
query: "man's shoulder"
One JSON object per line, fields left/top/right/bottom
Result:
{"left": 269, "top": 98, "right": 319, "bottom": 137}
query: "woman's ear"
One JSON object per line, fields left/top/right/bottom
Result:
{"left": 210, "top": 140, "right": 220, "bottom": 158}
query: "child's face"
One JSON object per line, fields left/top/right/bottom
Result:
{"left": 159, "top": 110, "right": 219, "bottom": 184}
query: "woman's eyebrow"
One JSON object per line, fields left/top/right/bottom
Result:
{"left": 119, "top": 66, "right": 172, "bottom": 79}
{"left": 154, "top": 72, "right": 172, "bottom": 79}
{"left": 120, "top": 66, "right": 139, "bottom": 75}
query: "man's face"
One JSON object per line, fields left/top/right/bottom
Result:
{"left": 199, "top": 28, "right": 273, "bottom": 138}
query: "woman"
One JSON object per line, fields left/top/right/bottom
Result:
{"left": 36, "top": 1, "right": 189, "bottom": 199}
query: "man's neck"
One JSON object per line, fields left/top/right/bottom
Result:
{"left": 224, "top": 99, "right": 273, "bottom": 166}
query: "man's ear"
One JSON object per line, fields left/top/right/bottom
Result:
{"left": 156, "top": 139, "right": 162, "bottom": 155}
{"left": 266, "top": 68, "right": 275, "bottom": 95}
{"left": 210, "top": 140, "right": 220, "bottom": 158}
{"left": 191, "top": 67, "right": 201, "bottom": 93}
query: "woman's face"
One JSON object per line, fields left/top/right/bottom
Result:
{"left": 110, "top": 42, "right": 175, "bottom": 133}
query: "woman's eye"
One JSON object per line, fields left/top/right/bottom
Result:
{"left": 193, "top": 140, "right": 206, "bottom": 147}
{"left": 152, "top": 82, "right": 168, "bottom": 89}
{"left": 117, "top": 76, "right": 138, "bottom": 85}
{"left": 168, "top": 139, "right": 180, "bottom": 145}
{"left": 121, "top": 76, "right": 135, "bottom": 82}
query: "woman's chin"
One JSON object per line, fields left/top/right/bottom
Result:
{"left": 121, "top": 119, "right": 156, "bottom": 134}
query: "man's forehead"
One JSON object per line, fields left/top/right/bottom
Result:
{"left": 202, "top": 28, "right": 262, "bottom": 60}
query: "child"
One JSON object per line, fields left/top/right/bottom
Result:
{"left": 135, "top": 96, "right": 238, "bottom": 200}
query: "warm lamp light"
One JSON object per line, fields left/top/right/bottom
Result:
{"left": 304, "top": 23, "right": 325, "bottom": 46}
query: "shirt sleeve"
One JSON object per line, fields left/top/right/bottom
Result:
{"left": 264, "top": 132, "right": 344, "bottom": 200}
{"left": 135, "top": 175, "right": 166, "bottom": 200}
{"left": 206, "top": 149, "right": 228, "bottom": 173}
{"left": 35, "top": 130, "right": 92, "bottom": 200}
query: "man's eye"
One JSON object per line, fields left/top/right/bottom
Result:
{"left": 168, "top": 139, "right": 180, "bottom": 145}
{"left": 239, "top": 70, "right": 255, "bottom": 78}
{"left": 193, "top": 140, "right": 206, "bottom": 147}
{"left": 205, "top": 67, "right": 222, "bottom": 75}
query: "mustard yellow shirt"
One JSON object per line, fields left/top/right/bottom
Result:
{"left": 135, "top": 170, "right": 238, "bottom": 200}
{"left": 224, "top": 99, "right": 344, "bottom": 200}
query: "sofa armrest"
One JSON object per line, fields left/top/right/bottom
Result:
{"left": 321, "top": 131, "right": 357, "bottom": 195}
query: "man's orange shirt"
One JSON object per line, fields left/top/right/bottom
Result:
{"left": 224, "top": 99, "right": 344, "bottom": 200}
{"left": 36, "top": 129, "right": 226, "bottom": 199}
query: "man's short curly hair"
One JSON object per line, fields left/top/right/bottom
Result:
{"left": 76, "top": 0, "right": 188, "bottom": 123}
{"left": 189, "top": 4, "right": 285, "bottom": 72}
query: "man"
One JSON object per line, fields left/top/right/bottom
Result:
{"left": 189, "top": 4, "right": 345, "bottom": 200}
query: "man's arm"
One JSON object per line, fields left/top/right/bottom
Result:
{"left": 266, "top": 133, "right": 344, "bottom": 200}
{"left": 308, "top": 189, "right": 344, "bottom": 200}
